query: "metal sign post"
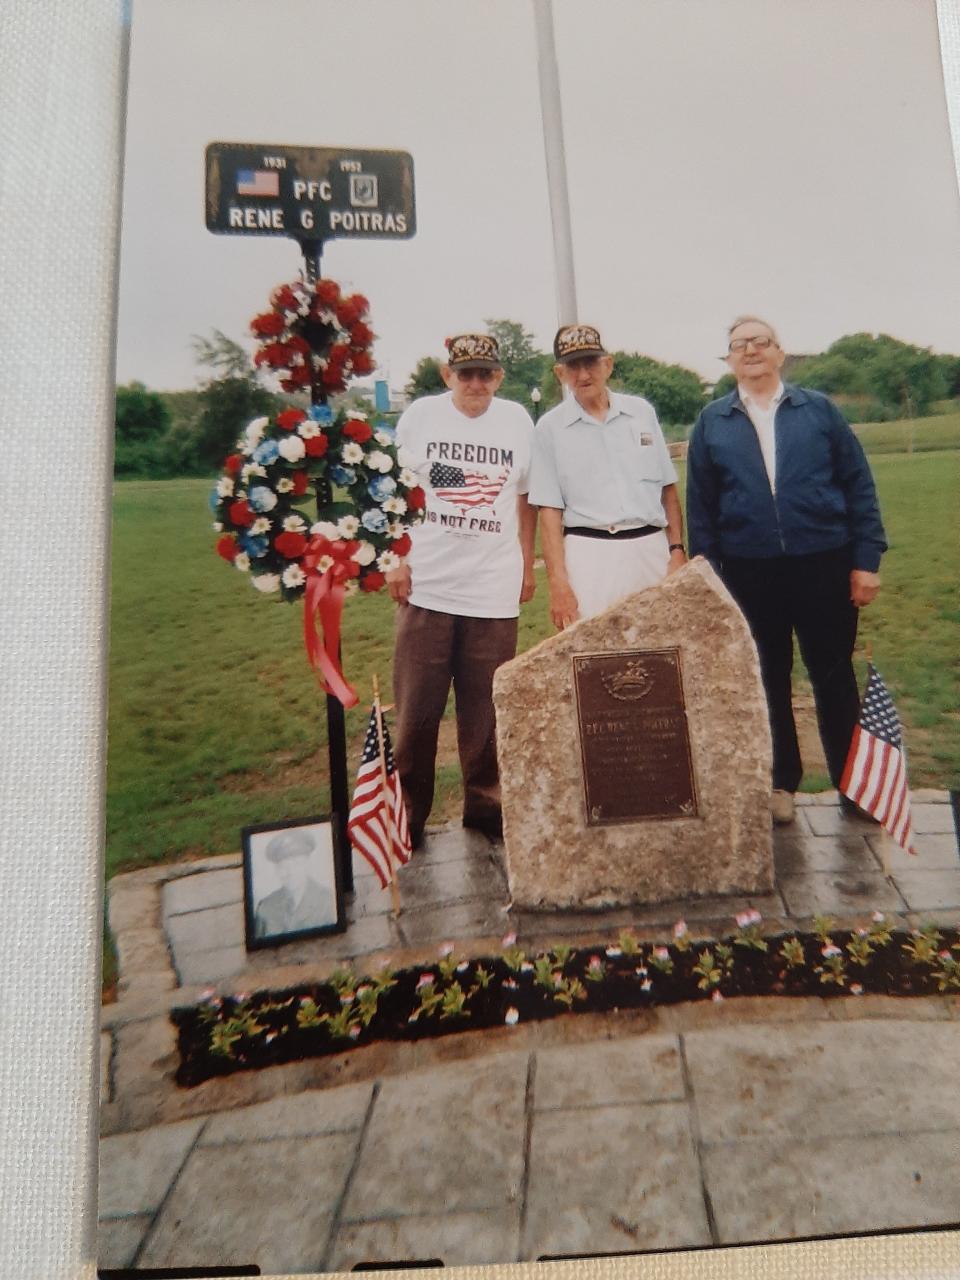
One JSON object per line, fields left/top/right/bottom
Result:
{"left": 205, "top": 141, "right": 417, "bottom": 894}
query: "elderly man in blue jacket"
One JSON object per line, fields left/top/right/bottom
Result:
{"left": 686, "top": 316, "right": 887, "bottom": 826}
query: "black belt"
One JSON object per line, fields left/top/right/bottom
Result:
{"left": 563, "top": 524, "right": 662, "bottom": 540}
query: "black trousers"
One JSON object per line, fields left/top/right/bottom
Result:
{"left": 720, "top": 547, "right": 861, "bottom": 793}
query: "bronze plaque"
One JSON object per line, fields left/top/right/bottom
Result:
{"left": 572, "top": 648, "right": 698, "bottom": 825}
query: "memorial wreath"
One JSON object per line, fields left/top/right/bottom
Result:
{"left": 210, "top": 278, "right": 426, "bottom": 705}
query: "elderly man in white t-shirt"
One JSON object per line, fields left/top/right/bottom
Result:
{"left": 529, "top": 324, "right": 686, "bottom": 630}
{"left": 386, "top": 333, "right": 537, "bottom": 847}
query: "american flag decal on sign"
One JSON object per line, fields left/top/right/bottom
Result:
{"left": 236, "top": 169, "right": 280, "bottom": 197}
{"left": 840, "top": 663, "right": 915, "bottom": 853}
{"left": 429, "top": 463, "right": 508, "bottom": 509}
{"left": 347, "top": 707, "right": 412, "bottom": 887}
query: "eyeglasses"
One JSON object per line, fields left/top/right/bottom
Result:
{"left": 455, "top": 368, "right": 498, "bottom": 382}
{"left": 729, "top": 335, "right": 776, "bottom": 353}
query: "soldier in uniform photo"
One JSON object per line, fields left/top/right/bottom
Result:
{"left": 253, "top": 828, "right": 336, "bottom": 939}
{"left": 685, "top": 315, "right": 887, "bottom": 826}
{"left": 386, "top": 332, "right": 537, "bottom": 847}
{"left": 528, "top": 323, "right": 686, "bottom": 629}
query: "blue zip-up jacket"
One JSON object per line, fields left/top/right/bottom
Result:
{"left": 686, "top": 384, "right": 887, "bottom": 572}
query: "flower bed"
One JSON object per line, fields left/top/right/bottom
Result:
{"left": 172, "top": 914, "right": 960, "bottom": 1087}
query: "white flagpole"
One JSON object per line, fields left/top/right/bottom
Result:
{"left": 532, "top": 0, "right": 579, "bottom": 327}
{"left": 372, "top": 673, "right": 402, "bottom": 917}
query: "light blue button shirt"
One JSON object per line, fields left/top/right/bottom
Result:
{"left": 528, "top": 391, "right": 678, "bottom": 528}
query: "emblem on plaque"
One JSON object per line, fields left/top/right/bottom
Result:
{"left": 601, "top": 658, "right": 654, "bottom": 702}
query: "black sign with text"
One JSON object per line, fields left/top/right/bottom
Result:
{"left": 205, "top": 142, "right": 416, "bottom": 242}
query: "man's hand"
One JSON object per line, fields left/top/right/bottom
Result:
{"left": 666, "top": 547, "right": 687, "bottom": 576}
{"left": 386, "top": 563, "right": 412, "bottom": 605}
{"left": 850, "top": 569, "right": 880, "bottom": 607}
{"left": 520, "top": 566, "right": 536, "bottom": 604}
{"left": 549, "top": 581, "right": 579, "bottom": 630}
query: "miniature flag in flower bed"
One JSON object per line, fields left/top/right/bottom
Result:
{"left": 170, "top": 920, "right": 960, "bottom": 1087}
{"left": 840, "top": 663, "right": 916, "bottom": 853}
{"left": 347, "top": 705, "right": 411, "bottom": 887}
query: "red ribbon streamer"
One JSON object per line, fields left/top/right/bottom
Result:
{"left": 302, "top": 535, "right": 361, "bottom": 708}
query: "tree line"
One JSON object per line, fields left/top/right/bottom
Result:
{"left": 115, "top": 323, "right": 960, "bottom": 478}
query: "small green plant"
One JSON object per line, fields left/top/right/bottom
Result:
{"left": 473, "top": 963, "right": 492, "bottom": 989}
{"left": 584, "top": 954, "right": 606, "bottom": 983}
{"left": 902, "top": 924, "right": 943, "bottom": 967}
{"left": 692, "top": 949, "right": 722, "bottom": 991}
{"left": 439, "top": 981, "right": 470, "bottom": 1020}
{"left": 813, "top": 915, "right": 836, "bottom": 944}
{"left": 554, "top": 976, "right": 587, "bottom": 1007}
{"left": 715, "top": 942, "right": 735, "bottom": 975}
{"left": 672, "top": 919, "right": 692, "bottom": 952}
{"left": 617, "top": 930, "right": 641, "bottom": 958}
{"left": 816, "top": 944, "right": 848, "bottom": 987}
{"left": 550, "top": 943, "right": 573, "bottom": 968}
{"left": 436, "top": 943, "right": 459, "bottom": 982}
{"left": 733, "top": 909, "right": 768, "bottom": 951}
{"left": 845, "top": 930, "right": 874, "bottom": 967}
{"left": 534, "top": 955, "right": 560, "bottom": 992}
{"left": 355, "top": 985, "right": 380, "bottom": 1027}
{"left": 296, "top": 996, "right": 325, "bottom": 1029}
{"left": 649, "top": 945, "right": 674, "bottom": 975}
{"left": 931, "top": 947, "right": 960, "bottom": 992}
{"left": 327, "top": 967, "right": 359, "bottom": 995}
{"left": 867, "top": 912, "right": 894, "bottom": 946}
{"left": 501, "top": 932, "right": 526, "bottom": 973}
{"left": 322, "top": 1007, "right": 361, "bottom": 1041}
{"left": 779, "top": 937, "right": 806, "bottom": 968}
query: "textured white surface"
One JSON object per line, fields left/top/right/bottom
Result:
{"left": 0, "top": 1, "right": 957, "bottom": 1279}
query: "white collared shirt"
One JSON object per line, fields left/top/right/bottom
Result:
{"left": 739, "top": 381, "right": 785, "bottom": 493}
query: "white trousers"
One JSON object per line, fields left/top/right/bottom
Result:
{"left": 563, "top": 529, "right": 670, "bottom": 621}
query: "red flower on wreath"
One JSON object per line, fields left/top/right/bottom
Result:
{"left": 274, "top": 531, "right": 308, "bottom": 559}
{"left": 315, "top": 278, "right": 340, "bottom": 306}
{"left": 407, "top": 487, "right": 426, "bottom": 511}
{"left": 229, "top": 499, "right": 255, "bottom": 527}
{"left": 343, "top": 418, "right": 373, "bottom": 443}
{"left": 304, "top": 434, "right": 329, "bottom": 458}
{"left": 291, "top": 470, "right": 310, "bottom": 496}
{"left": 349, "top": 321, "right": 373, "bottom": 347}
{"left": 271, "top": 284, "right": 299, "bottom": 311}
{"left": 392, "top": 532, "right": 412, "bottom": 557}
{"left": 216, "top": 535, "right": 238, "bottom": 561}
{"left": 224, "top": 453, "right": 243, "bottom": 474}
{"left": 251, "top": 312, "right": 285, "bottom": 337}
{"left": 350, "top": 351, "right": 374, "bottom": 375}
{"left": 360, "top": 571, "right": 385, "bottom": 593}
{"left": 336, "top": 294, "right": 369, "bottom": 328}
{"left": 276, "top": 408, "right": 307, "bottom": 430}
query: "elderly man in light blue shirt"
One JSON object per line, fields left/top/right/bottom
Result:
{"left": 529, "top": 324, "right": 686, "bottom": 629}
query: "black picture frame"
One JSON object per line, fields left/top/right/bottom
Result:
{"left": 241, "top": 813, "right": 346, "bottom": 951}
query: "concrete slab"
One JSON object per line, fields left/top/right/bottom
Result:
{"left": 200, "top": 1081, "right": 374, "bottom": 1145}
{"left": 705, "top": 1129, "right": 960, "bottom": 1243}
{"left": 685, "top": 1021, "right": 960, "bottom": 1144}
{"left": 108, "top": 883, "right": 160, "bottom": 934}
{"left": 629, "top": 891, "right": 785, "bottom": 928}
{"left": 330, "top": 1208, "right": 522, "bottom": 1270}
{"left": 97, "top": 1215, "right": 152, "bottom": 1269}
{"left": 870, "top": 832, "right": 959, "bottom": 871}
{"left": 523, "top": 1101, "right": 711, "bottom": 1258}
{"left": 533, "top": 1034, "right": 684, "bottom": 1111}
{"left": 778, "top": 871, "right": 905, "bottom": 918}
{"left": 137, "top": 1133, "right": 356, "bottom": 1274}
{"left": 175, "top": 945, "right": 250, "bottom": 986}
{"left": 394, "top": 854, "right": 508, "bottom": 912}
{"left": 166, "top": 901, "right": 245, "bottom": 955}
{"left": 773, "top": 832, "right": 878, "bottom": 876}
{"left": 891, "top": 868, "right": 960, "bottom": 911}
{"left": 912, "top": 804, "right": 958, "bottom": 836}
{"left": 398, "top": 896, "right": 512, "bottom": 948}
{"left": 343, "top": 1053, "right": 528, "bottom": 1218}
{"left": 98, "top": 1117, "right": 205, "bottom": 1217}
{"left": 163, "top": 868, "right": 243, "bottom": 917}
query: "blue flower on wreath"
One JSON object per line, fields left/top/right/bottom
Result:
{"left": 361, "top": 508, "right": 388, "bottom": 534}
{"left": 248, "top": 486, "right": 278, "bottom": 513}
{"left": 239, "top": 532, "right": 269, "bottom": 558}
{"left": 208, "top": 487, "right": 220, "bottom": 512}
{"left": 253, "top": 438, "right": 280, "bottom": 465}
{"left": 368, "top": 474, "right": 397, "bottom": 501}
{"left": 330, "top": 464, "right": 357, "bottom": 487}
{"left": 309, "top": 403, "right": 334, "bottom": 425}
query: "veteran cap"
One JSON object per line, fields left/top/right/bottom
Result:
{"left": 444, "top": 333, "right": 502, "bottom": 370}
{"left": 554, "top": 324, "right": 608, "bottom": 364}
{"left": 264, "top": 829, "right": 316, "bottom": 863}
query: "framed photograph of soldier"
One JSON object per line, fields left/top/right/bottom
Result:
{"left": 242, "top": 815, "right": 345, "bottom": 949}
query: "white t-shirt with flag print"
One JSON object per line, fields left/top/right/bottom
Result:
{"left": 396, "top": 390, "right": 534, "bottom": 618}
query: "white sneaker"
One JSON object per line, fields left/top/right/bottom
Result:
{"left": 771, "top": 790, "right": 796, "bottom": 825}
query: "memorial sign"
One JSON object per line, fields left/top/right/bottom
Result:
{"left": 205, "top": 142, "right": 416, "bottom": 242}
{"left": 573, "top": 649, "right": 697, "bottom": 824}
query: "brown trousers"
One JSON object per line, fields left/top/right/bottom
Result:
{"left": 392, "top": 604, "right": 519, "bottom": 836}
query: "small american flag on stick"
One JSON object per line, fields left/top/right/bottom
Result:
{"left": 347, "top": 703, "right": 412, "bottom": 890}
{"left": 429, "top": 463, "right": 508, "bottom": 509}
{"left": 840, "top": 663, "right": 915, "bottom": 853}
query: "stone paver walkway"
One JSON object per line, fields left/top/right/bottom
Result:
{"left": 99, "top": 791, "right": 960, "bottom": 1272}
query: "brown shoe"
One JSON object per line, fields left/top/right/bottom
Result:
{"left": 771, "top": 790, "right": 796, "bottom": 825}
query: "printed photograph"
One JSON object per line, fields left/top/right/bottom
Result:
{"left": 97, "top": 0, "right": 960, "bottom": 1274}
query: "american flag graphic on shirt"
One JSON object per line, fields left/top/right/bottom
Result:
{"left": 429, "top": 463, "right": 508, "bottom": 509}
{"left": 840, "top": 663, "right": 915, "bottom": 853}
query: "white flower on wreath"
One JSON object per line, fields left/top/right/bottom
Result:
{"left": 374, "top": 430, "right": 393, "bottom": 447}
{"left": 377, "top": 550, "right": 401, "bottom": 573}
{"left": 336, "top": 515, "right": 360, "bottom": 539}
{"left": 216, "top": 476, "right": 234, "bottom": 498}
{"left": 243, "top": 416, "right": 268, "bottom": 448}
{"left": 397, "top": 445, "right": 416, "bottom": 468}
{"left": 212, "top": 521, "right": 223, "bottom": 532}
{"left": 313, "top": 555, "right": 334, "bottom": 573}
{"left": 366, "top": 450, "right": 393, "bottom": 473}
{"left": 352, "top": 541, "right": 377, "bottom": 566}
{"left": 399, "top": 468, "right": 418, "bottom": 487}
{"left": 241, "top": 463, "right": 267, "bottom": 481}
{"left": 382, "top": 497, "right": 407, "bottom": 515}
{"left": 250, "top": 517, "right": 272, "bottom": 535}
{"left": 387, "top": 520, "right": 406, "bottom": 539}
{"left": 278, "top": 435, "right": 306, "bottom": 463}
{"left": 252, "top": 573, "right": 281, "bottom": 593}
{"left": 310, "top": 520, "right": 339, "bottom": 539}
{"left": 298, "top": 420, "right": 321, "bottom": 439}
{"left": 341, "top": 441, "right": 364, "bottom": 465}
{"left": 282, "top": 564, "right": 306, "bottom": 589}
{"left": 282, "top": 514, "right": 307, "bottom": 533}
{"left": 275, "top": 478, "right": 294, "bottom": 494}
{"left": 234, "top": 552, "right": 251, "bottom": 572}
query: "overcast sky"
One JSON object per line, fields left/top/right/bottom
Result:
{"left": 116, "top": 0, "right": 960, "bottom": 392}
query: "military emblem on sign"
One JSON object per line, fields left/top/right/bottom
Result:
{"left": 602, "top": 658, "right": 654, "bottom": 702}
